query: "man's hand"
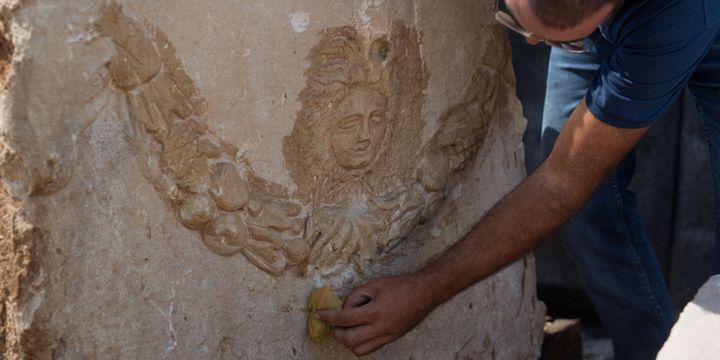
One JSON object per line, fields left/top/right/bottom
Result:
{"left": 315, "top": 275, "right": 434, "bottom": 356}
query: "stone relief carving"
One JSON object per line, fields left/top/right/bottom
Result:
{"left": 283, "top": 24, "right": 432, "bottom": 277}
{"left": 96, "top": 2, "right": 304, "bottom": 276}
{"left": 96, "top": 2, "right": 509, "bottom": 279}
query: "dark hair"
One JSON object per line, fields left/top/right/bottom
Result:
{"left": 529, "top": 0, "right": 617, "bottom": 29}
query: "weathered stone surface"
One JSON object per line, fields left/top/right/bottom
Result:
{"left": 657, "top": 275, "right": 720, "bottom": 360}
{"left": 0, "top": 0, "right": 544, "bottom": 358}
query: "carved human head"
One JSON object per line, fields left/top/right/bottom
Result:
{"left": 329, "top": 85, "right": 388, "bottom": 170}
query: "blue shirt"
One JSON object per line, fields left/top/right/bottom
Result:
{"left": 586, "top": 0, "right": 720, "bottom": 128}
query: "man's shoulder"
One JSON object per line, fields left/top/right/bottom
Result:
{"left": 705, "top": 0, "right": 720, "bottom": 28}
{"left": 588, "top": 0, "right": 720, "bottom": 128}
{"left": 606, "top": 0, "right": 715, "bottom": 47}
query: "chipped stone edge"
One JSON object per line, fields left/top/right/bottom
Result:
{"left": 0, "top": 1, "right": 49, "bottom": 358}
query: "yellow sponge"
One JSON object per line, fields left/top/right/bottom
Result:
{"left": 307, "top": 286, "right": 343, "bottom": 340}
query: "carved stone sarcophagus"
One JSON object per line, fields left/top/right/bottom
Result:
{"left": 0, "top": 0, "right": 544, "bottom": 358}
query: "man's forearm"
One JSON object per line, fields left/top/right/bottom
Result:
{"left": 414, "top": 98, "right": 648, "bottom": 308}
{"left": 416, "top": 162, "right": 592, "bottom": 307}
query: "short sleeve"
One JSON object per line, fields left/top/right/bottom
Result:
{"left": 586, "top": 13, "right": 720, "bottom": 128}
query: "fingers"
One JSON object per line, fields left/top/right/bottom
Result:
{"left": 314, "top": 278, "right": 414, "bottom": 356}
{"left": 333, "top": 325, "right": 377, "bottom": 348}
{"left": 344, "top": 291, "right": 373, "bottom": 308}
{"left": 330, "top": 319, "right": 394, "bottom": 356}
{"left": 351, "top": 335, "right": 395, "bottom": 356}
{"left": 314, "top": 304, "right": 373, "bottom": 327}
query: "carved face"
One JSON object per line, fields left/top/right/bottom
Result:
{"left": 329, "top": 87, "right": 388, "bottom": 170}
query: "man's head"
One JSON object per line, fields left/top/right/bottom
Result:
{"left": 504, "top": 0, "right": 619, "bottom": 45}
{"left": 528, "top": 0, "right": 618, "bottom": 29}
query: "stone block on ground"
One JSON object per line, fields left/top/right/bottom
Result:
{"left": 657, "top": 275, "right": 720, "bottom": 360}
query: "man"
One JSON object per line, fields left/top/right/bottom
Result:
{"left": 316, "top": 0, "right": 720, "bottom": 358}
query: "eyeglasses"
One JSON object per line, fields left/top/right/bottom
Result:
{"left": 492, "top": 0, "right": 619, "bottom": 53}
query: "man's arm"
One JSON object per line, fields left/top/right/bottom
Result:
{"left": 316, "top": 98, "right": 649, "bottom": 356}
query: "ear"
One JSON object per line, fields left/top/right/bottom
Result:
{"left": 368, "top": 36, "right": 390, "bottom": 65}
